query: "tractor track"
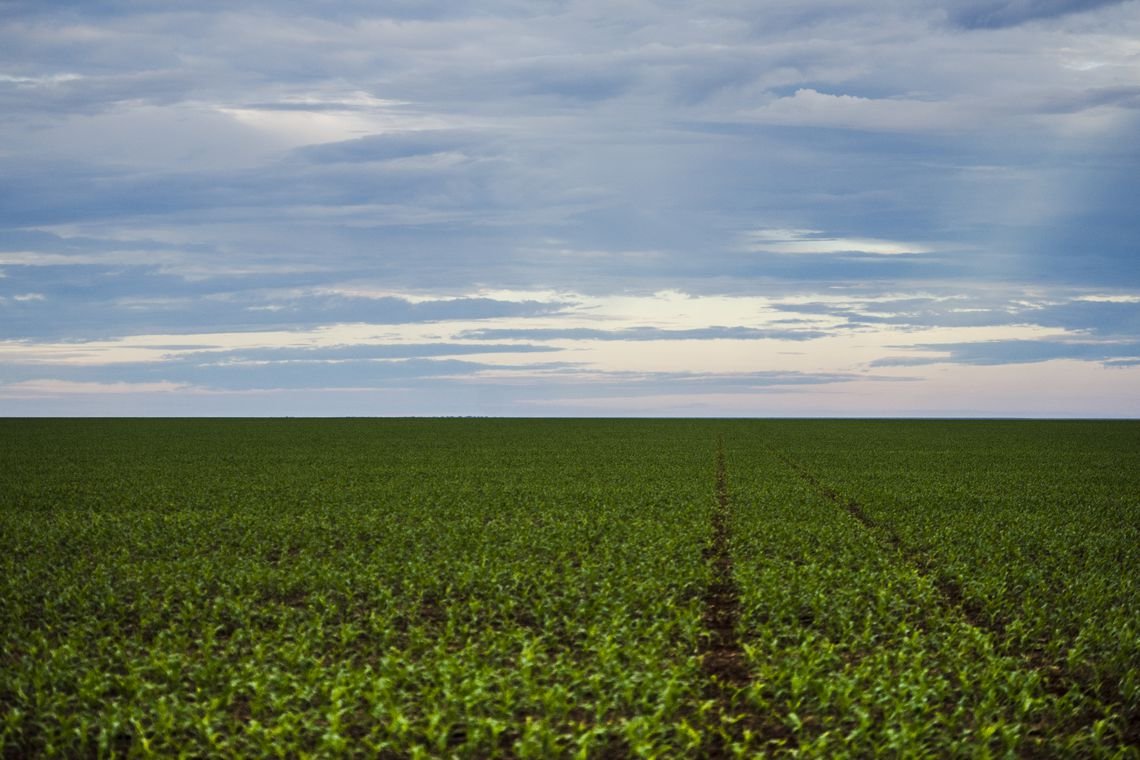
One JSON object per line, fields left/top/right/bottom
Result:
{"left": 777, "top": 452, "right": 1139, "bottom": 750}
{"left": 778, "top": 453, "right": 993, "bottom": 633}
{"left": 698, "top": 439, "right": 751, "bottom": 757}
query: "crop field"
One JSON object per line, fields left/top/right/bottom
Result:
{"left": 2, "top": 419, "right": 1138, "bottom": 757}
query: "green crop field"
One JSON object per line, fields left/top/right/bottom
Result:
{"left": 2, "top": 419, "right": 1137, "bottom": 757}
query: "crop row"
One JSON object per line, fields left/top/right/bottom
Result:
{"left": 2, "top": 419, "right": 1136, "bottom": 757}
{"left": 734, "top": 420, "right": 1139, "bottom": 751}
{"left": 722, "top": 431, "right": 1135, "bottom": 756}
{"left": 2, "top": 420, "right": 721, "bottom": 757}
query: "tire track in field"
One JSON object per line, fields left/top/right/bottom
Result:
{"left": 777, "top": 453, "right": 1139, "bottom": 750}
{"left": 699, "top": 439, "right": 751, "bottom": 758}
{"left": 777, "top": 453, "right": 992, "bottom": 630}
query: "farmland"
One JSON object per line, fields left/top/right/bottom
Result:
{"left": 2, "top": 419, "right": 1138, "bottom": 757}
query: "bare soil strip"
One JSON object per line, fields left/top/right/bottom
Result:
{"left": 699, "top": 439, "right": 751, "bottom": 757}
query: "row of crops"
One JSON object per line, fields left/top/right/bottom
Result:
{"left": 2, "top": 419, "right": 1137, "bottom": 756}
{"left": 724, "top": 422, "right": 1139, "bottom": 756}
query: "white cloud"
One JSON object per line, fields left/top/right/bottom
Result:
{"left": 217, "top": 92, "right": 460, "bottom": 148}
{"left": 742, "top": 228, "right": 933, "bottom": 255}
{"left": 0, "top": 286, "right": 1077, "bottom": 386}
{"left": 0, "top": 249, "right": 334, "bottom": 281}
{"left": 0, "top": 72, "right": 85, "bottom": 85}
{"left": 0, "top": 251, "right": 111, "bottom": 266}
{"left": 1075, "top": 294, "right": 1140, "bottom": 303}
{"left": 0, "top": 379, "right": 190, "bottom": 397}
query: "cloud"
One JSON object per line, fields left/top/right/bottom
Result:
{"left": 744, "top": 88, "right": 966, "bottom": 133}
{"left": 217, "top": 92, "right": 454, "bottom": 149}
{"left": 458, "top": 326, "right": 829, "bottom": 341}
{"left": 194, "top": 343, "right": 560, "bottom": 364}
{"left": 1, "top": 0, "right": 1139, "bottom": 415}
{"left": 0, "top": 379, "right": 190, "bottom": 397}
{"left": 772, "top": 292, "right": 1140, "bottom": 339}
{"left": 945, "top": 0, "right": 1131, "bottom": 29}
{"left": 296, "top": 130, "right": 486, "bottom": 164}
{"left": 1075, "top": 294, "right": 1140, "bottom": 304}
{"left": 742, "top": 228, "right": 933, "bottom": 255}
{"left": 872, "top": 338, "right": 1140, "bottom": 367}
{"left": 0, "top": 267, "right": 573, "bottom": 339}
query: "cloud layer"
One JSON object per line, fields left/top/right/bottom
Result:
{"left": 2, "top": 1, "right": 1138, "bottom": 416}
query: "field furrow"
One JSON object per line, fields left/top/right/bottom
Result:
{"left": 698, "top": 439, "right": 751, "bottom": 757}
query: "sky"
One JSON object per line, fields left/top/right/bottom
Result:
{"left": 1, "top": 0, "right": 1138, "bottom": 417}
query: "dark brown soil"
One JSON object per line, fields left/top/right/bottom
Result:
{"left": 699, "top": 440, "right": 751, "bottom": 757}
